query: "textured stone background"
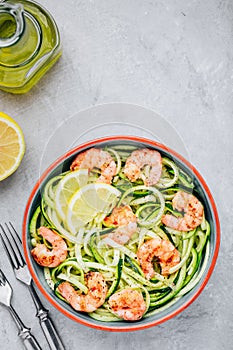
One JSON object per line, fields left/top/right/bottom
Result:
{"left": 0, "top": 0, "right": 232, "bottom": 349}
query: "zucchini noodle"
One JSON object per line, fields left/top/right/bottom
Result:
{"left": 29, "top": 143, "right": 211, "bottom": 322}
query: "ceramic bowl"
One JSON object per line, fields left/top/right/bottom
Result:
{"left": 22, "top": 136, "right": 220, "bottom": 331}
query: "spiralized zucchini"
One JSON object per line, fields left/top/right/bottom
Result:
{"left": 30, "top": 144, "right": 210, "bottom": 322}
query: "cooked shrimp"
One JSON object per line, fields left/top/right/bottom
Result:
{"left": 161, "top": 190, "right": 204, "bottom": 231}
{"left": 104, "top": 205, "right": 138, "bottom": 245}
{"left": 70, "top": 148, "right": 117, "bottom": 184}
{"left": 31, "top": 226, "right": 67, "bottom": 268}
{"left": 58, "top": 271, "right": 108, "bottom": 312}
{"left": 104, "top": 205, "right": 137, "bottom": 227}
{"left": 137, "top": 237, "right": 180, "bottom": 279}
{"left": 124, "top": 148, "right": 162, "bottom": 186}
{"left": 108, "top": 288, "right": 146, "bottom": 321}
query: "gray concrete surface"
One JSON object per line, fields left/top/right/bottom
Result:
{"left": 0, "top": 0, "right": 232, "bottom": 349}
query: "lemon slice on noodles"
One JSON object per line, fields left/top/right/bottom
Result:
{"left": 66, "top": 183, "right": 121, "bottom": 234}
{"left": 0, "top": 112, "right": 25, "bottom": 181}
{"left": 55, "top": 169, "right": 89, "bottom": 220}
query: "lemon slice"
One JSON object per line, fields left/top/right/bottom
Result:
{"left": 66, "top": 183, "right": 121, "bottom": 234}
{"left": 54, "top": 169, "right": 89, "bottom": 220}
{"left": 0, "top": 112, "right": 25, "bottom": 181}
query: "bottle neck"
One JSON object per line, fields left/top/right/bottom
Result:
{"left": 0, "top": 3, "right": 25, "bottom": 48}
{"left": 0, "top": 2, "right": 42, "bottom": 67}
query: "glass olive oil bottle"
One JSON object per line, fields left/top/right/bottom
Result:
{"left": 0, "top": 0, "right": 61, "bottom": 93}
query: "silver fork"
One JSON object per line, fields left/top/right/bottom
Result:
{"left": 0, "top": 223, "right": 65, "bottom": 350}
{"left": 0, "top": 268, "right": 42, "bottom": 350}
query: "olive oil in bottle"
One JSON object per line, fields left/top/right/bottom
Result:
{"left": 0, "top": 0, "right": 61, "bottom": 93}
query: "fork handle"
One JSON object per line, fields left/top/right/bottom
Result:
{"left": 39, "top": 312, "right": 65, "bottom": 350}
{"left": 9, "top": 305, "right": 42, "bottom": 350}
{"left": 22, "top": 334, "right": 42, "bottom": 350}
{"left": 29, "top": 283, "right": 65, "bottom": 350}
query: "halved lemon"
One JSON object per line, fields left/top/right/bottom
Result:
{"left": 54, "top": 169, "right": 89, "bottom": 220}
{"left": 66, "top": 183, "right": 121, "bottom": 234}
{"left": 0, "top": 112, "right": 25, "bottom": 181}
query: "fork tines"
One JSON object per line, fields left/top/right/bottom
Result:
{"left": 0, "top": 223, "right": 25, "bottom": 270}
